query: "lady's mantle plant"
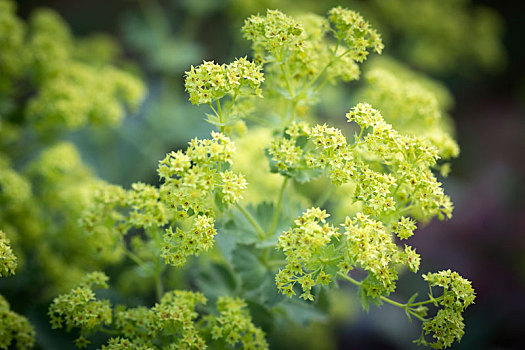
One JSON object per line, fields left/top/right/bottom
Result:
{"left": 0, "top": 2, "right": 475, "bottom": 349}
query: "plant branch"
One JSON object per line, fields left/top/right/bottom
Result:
{"left": 269, "top": 176, "right": 289, "bottom": 237}
{"left": 236, "top": 203, "right": 266, "bottom": 239}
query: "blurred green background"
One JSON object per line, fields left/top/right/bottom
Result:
{"left": 10, "top": 0, "right": 525, "bottom": 349}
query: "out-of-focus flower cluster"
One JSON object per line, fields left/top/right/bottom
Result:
{"left": 83, "top": 132, "right": 247, "bottom": 267}
{"left": 416, "top": 270, "right": 476, "bottom": 349}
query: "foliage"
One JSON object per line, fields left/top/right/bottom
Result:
{"left": 0, "top": 1, "right": 485, "bottom": 349}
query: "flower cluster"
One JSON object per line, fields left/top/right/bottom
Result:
{"left": 102, "top": 338, "right": 153, "bottom": 350}
{"left": 0, "top": 229, "right": 35, "bottom": 349}
{"left": 392, "top": 216, "right": 417, "bottom": 240}
{"left": 0, "top": 1, "right": 145, "bottom": 133}
{"left": 162, "top": 215, "right": 216, "bottom": 267}
{"left": 368, "top": 0, "right": 504, "bottom": 73}
{"left": 276, "top": 208, "right": 339, "bottom": 301}
{"left": 158, "top": 132, "right": 246, "bottom": 266}
{"left": 306, "top": 123, "right": 355, "bottom": 185}
{"left": 50, "top": 272, "right": 269, "bottom": 349}
{"left": 27, "top": 63, "right": 144, "bottom": 132}
{"left": 184, "top": 58, "right": 263, "bottom": 105}
{"left": 82, "top": 132, "right": 247, "bottom": 267}
{"left": 48, "top": 272, "right": 112, "bottom": 348}
{"left": 0, "top": 295, "right": 35, "bottom": 350}
{"left": 0, "top": 0, "right": 26, "bottom": 92}
{"left": 342, "top": 213, "right": 420, "bottom": 297}
{"left": 241, "top": 7, "right": 383, "bottom": 105}
{"left": 328, "top": 7, "right": 384, "bottom": 62}
{"left": 358, "top": 62, "right": 459, "bottom": 159}
{"left": 346, "top": 103, "right": 453, "bottom": 221}
{"left": 211, "top": 296, "right": 269, "bottom": 349}
{"left": 0, "top": 230, "right": 16, "bottom": 277}
{"left": 0, "top": 168, "right": 32, "bottom": 208}
{"left": 416, "top": 270, "right": 476, "bottom": 349}
{"left": 242, "top": 9, "right": 304, "bottom": 59}
{"left": 128, "top": 182, "right": 168, "bottom": 228}
{"left": 268, "top": 137, "right": 303, "bottom": 171}
{"left": 114, "top": 290, "right": 207, "bottom": 349}
{"left": 276, "top": 208, "right": 423, "bottom": 302}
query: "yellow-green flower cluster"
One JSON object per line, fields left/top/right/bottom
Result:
{"left": 49, "top": 272, "right": 112, "bottom": 348}
{"left": 102, "top": 338, "right": 153, "bottom": 350}
{"left": 0, "top": 0, "right": 26, "bottom": 92}
{"left": 392, "top": 216, "right": 417, "bottom": 240}
{"left": 27, "top": 7, "right": 72, "bottom": 78}
{"left": 416, "top": 270, "right": 476, "bottom": 349}
{"left": 0, "top": 230, "right": 16, "bottom": 277}
{"left": 306, "top": 123, "right": 355, "bottom": 185}
{"left": 82, "top": 132, "right": 246, "bottom": 267}
{"left": 0, "top": 168, "right": 32, "bottom": 208}
{"left": 221, "top": 170, "right": 248, "bottom": 204}
{"left": 211, "top": 296, "right": 269, "bottom": 349}
{"left": 345, "top": 103, "right": 453, "bottom": 220}
{"left": 358, "top": 63, "right": 459, "bottom": 159}
{"left": 27, "top": 63, "right": 144, "bottom": 132}
{"left": 162, "top": 215, "right": 216, "bottom": 267}
{"left": 0, "top": 295, "right": 35, "bottom": 350}
{"left": 268, "top": 137, "right": 303, "bottom": 172}
{"left": 240, "top": 8, "right": 383, "bottom": 100}
{"left": 328, "top": 7, "right": 384, "bottom": 62}
{"left": 128, "top": 182, "right": 168, "bottom": 228}
{"left": 276, "top": 208, "right": 423, "bottom": 301}
{"left": 114, "top": 290, "right": 207, "bottom": 349}
{"left": 184, "top": 58, "right": 263, "bottom": 105}
{"left": 342, "top": 213, "right": 420, "bottom": 297}
{"left": 267, "top": 122, "right": 315, "bottom": 178}
{"left": 368, "top": 0, "right": 505, "bottom": 73}
{"left": 276, "top": 208, "right": 339, "bottom": 301}
{"left": 18, "top": 143, "right": 123, "bottom": 295}
{"left": 242, "top": 9, "right": 304, "bottom": 60}
{"left": 159, "top": 132, "right": 246, "bottom": 266}
{"left": 0, "top": 0, "right": 145, "bottom": 133}
{"left": 268, "top": 104, "right": 451, "bottom": 221}
{"left": 80, "top": 183, "right": 129, "bottom": 237}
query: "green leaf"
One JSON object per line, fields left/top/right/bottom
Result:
{"left": 195, "top": 263, "right": 237, "bottom": 300}
{"left": 232, "top": 244, "right": 268, "bottom": 291}
{"left": 288, "top": 166, "right": 322, "bottom": 184}
{"left": 214, "top": 188, "right": 228, "bottom": 212}
{"left": 246, "top": 300, "right": 275, "bottom": 333}
{"left": 407, "top": 292, "right": 419, "bottom": 305}
{"left": 273, "top": 299, "right": 328, "bottom": 326}
{"left": 358, "top": 284, "right": 370, "bottom": 312}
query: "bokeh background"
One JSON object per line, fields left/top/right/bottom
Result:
{"left": 11, "top": 0, "right": 525, "bottom": 349}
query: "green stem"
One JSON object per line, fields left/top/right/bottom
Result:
{"left": 226, "top": 91, "right": 238, "bottom": 120}
{"left": 208, "top": 103, "right": 218, "bottom": 117}
{"left": 99, "top": 328, "right": 120, "bottom": 336}
{"left": 351, "top": 127, "right": 365, "bottom": 148}
{"left": 409, "top": 297, "right": 442, "bottom": 307}
{"left": 122, "top": 244, "right": 150, "bottom": 272}
{"left": 337, "top": 272, "right": 429, "bottom": 321}
{"left": 302, "top": 39, "right": 343, "bottom": 93}
{"left": 278, "top": 49, "right": 294, "bottom": 98}
{"left": 154, "top": 273, "right": 164, "bottom": 302}
{"left": 236, "top": 203, "right": 266, "bottom": 239}
{"left": 290, "top": 99, "right": 298, "bottom": 123}
{"left": 152, "top": 228, "right": 165, "bottom": 301}
{"left": 269, "top": 177, "right": 289, "bottom": 237}
{"left": 337, "top": 271, "right": 361, "bottom": 286}
{"left": 217, "top": 99, "right": 223, "bottom": 123}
